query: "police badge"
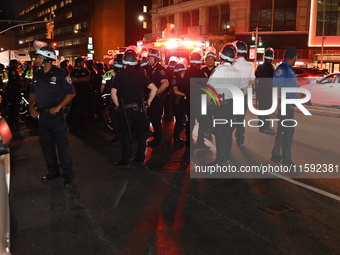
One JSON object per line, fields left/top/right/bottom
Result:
{"left": 65, "top": 76, "right": 72, "bottom": 85}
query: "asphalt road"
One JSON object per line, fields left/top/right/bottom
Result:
{"left": 8, "top": 106, "right": 340, "bottom": 255}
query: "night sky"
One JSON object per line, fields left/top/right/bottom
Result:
{"left": 0, "top": 1, "right": 16, "bottom": 30}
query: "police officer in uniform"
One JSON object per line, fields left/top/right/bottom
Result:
{"left": 255, "top": 48, "right": 276, "bottom": 133}
{"left": 185, "top": 51, "right": 206, "bottom": 148}
{"left": 7, "top": 59, "right": 22, "bottom": 125}
{"left": 172, "top": 63, "right": 188, "bottom": 146}
{"left": 70, "top": 57, "right": 91, "bottom": 129}
{"left": 146, "top": 49, "right": 169, "bottom": 147}
{"left": 232, "top": 40, "right": 255, "bottom": 147}
{"left": 201, "top": 47, "right": 217, "bottom": 78}
{"left": 29, "top": 47, "right": 76, "bottom": 185}
{"left": 110, "top": 50, "right": 157, "bottom": 168}
{"left": 271, "top": 46, "right": 299, "bottom": 167}
{"left": 208, "top": 44, "right": 247, "bottom": 165}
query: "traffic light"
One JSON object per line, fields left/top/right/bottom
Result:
{"left": 52, "top": 42, "right": 57, "bottom": 48}
{"left": 251, "top": 31, "right": 256, "bottom": 41}
{"left": 258, "top": 37, "right": 263, "bottom": 46}
{"left": 46, "top": 22, "right": 54, "bottom": 39}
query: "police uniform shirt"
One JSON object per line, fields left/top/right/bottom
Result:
{"left": 172, "top": 75, "right": 188, "bottom": 96}
{"left": 201, "top": 65, "right": 216, "bottom": 78}
{"left": 255, "top": 61, "right": 275, "bottom": 94}
{"left": 184, "top": 66, "right": 206, "bottom": 98}
{"left": 110, "top": 65, "right": 152, "bottom": 105}
{"left": 208, "top": 62, "right": 247, "bottom": 99}
{"left": 30, "top": 66, "right": 75, "bottom": 110}
{"left": 146, "top": 63, "right": 168, "bottom": 88}
{"left": 232, "top": 57, "right": 255, "bottom": 95}
{"left": 70, "top": 68, "right": 91, "bottom": 92}
{"left": 273, "top": 60, "right": 298, "bottom": 98}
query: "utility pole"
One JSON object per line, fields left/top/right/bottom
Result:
{"left": 320, "top": 0, "right": 326, "bottom": 68}
{"left": 253, "top": 27, "right": 259, "bottom": 70}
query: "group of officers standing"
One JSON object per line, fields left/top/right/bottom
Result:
{"left": 107, "top": 41, "right": 300, "bottom": 169}
{"left": 23, "top": 39, "right": 300, "bottom": 185}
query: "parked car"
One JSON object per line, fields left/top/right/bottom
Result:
{"left": 293, "top": 67, "right": 328, "bottom": 87}
{"left": 301, "top": 72, "right": 340, "bottom": 107}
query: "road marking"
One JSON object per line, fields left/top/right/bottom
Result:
{"left": 270, "top": 172, "right": 340, "bottom": 202}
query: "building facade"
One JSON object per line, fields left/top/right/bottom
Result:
{"left": 15, "top": 0, "right": 151, "bottom": 63}
{"left": 148, "top": 0, "right": 340, "bottom": 71}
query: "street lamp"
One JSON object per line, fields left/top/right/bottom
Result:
{"left": 74, "top": 30, "right": 90, "bottom": 37}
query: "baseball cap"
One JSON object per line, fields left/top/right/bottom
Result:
{"left": 284, "top": 46, "right": 299, "bottom": 58}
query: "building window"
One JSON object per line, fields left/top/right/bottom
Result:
{"left": 316, "top": 0, "right": 340, "bottom": 36}
{"left": 221, "top": 4, "right": 230, "bottom": 30}
{"left": 143, "top": 5, "right": 147, "bottom": 12}
{"left": 209, "top": 6, "right": 219, "bottom": 33}
{"left": 66, "top": 0, "right": 72, "bottom": 4}
{"left": 66, "top": 11, "right": 72, "bottom": 18}
{"left": 60, "top": 1, "right": 64, "bottom": 7}
{"left": 143, "top": 21, "right": 148, "bottom": 29}
{"left": 192, "top": 10, "right": 199, "bottom": 26}
{"left": 182, "top": 11, "right": 191, "bottom": 28}
{"left": 163, "top": 0, "right": 173, "bottom": 7}
{"left": 65, "top": 39, "right": 73, "bottom": 46}
{"left": 250, "top": 0, "right": 296, "bottom": 31}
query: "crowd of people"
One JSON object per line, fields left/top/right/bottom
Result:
{"left": 0, "top": 41, "right": 300, "bottom": 185}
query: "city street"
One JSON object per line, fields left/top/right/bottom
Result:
{"left": 8, "top": 107, "right": 340, "bottom": 255}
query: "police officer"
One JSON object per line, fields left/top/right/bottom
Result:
{"left": 110, "top": 50, "right": 157, "bottom": 168}
{"left": 7, "top": 59, "right": 22, "bottom": 125}
{"left": 185, "top": 50, "right": 206, "bottom": 148}
{"left": 70, "top": 57, "right": 91, "bottom": 129}
{"left": 29, "top": 46, "right": 75, "bottom": 185}
{"left": 172, "top": 63, "right": 188, "bottom": 146}
{"left": 202, "top": 47, "right": 217, "bottom": 78}
{"left": 271, "top": 46, "right": 299, "bottom": 167}
{"left": 146, "top": 49, "right": 169, "bottom": 147}
{"left": 208, "top": 44, "right": 247, "bottom": 165}
{"left": 164, "top": 56, "right": 178, "bottom": 121}
{"left": 232, "top": 40, "right": 255, "bottom": 147}
{"left": 255, "top": 48, "right": 276, "bottom": 133}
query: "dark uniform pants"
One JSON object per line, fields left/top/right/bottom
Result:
{"left": 38, "top": 114, "right": 73, "bottom": 177}
{"left": 119, "top": 108, "right": 149, "bottom": 164}
{"left": 234, "top": 95, "right": 247, "bottom": 144}
{"left": 213, "top": 101, "right": 233, "bottom": 163}
{"left": 173, "top": 96, "right": 186, "bottom": 141}
{"left": 272, "top": 104, "right": 295, "bottom": 162}
{"left": 147, "top": 95, "right": 163, "bottom": 144}
{"left": 257, "top": 92, "right": 273, "bottom": 129}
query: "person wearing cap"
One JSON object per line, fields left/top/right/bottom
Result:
{"left": 172, "top": 63, "right": 188, "bottom": 146}
{"left": 146, "top": 49, "right": 169, "bottom": 148}
{"left": 271, "top": 46, "right": 299, "bottom": 168}
{"left": 164, "top": 56, "right": 179, "bottom": 121}
{"left": 110, "top": 50, "right": 157, "bottom": 168}
{"left": 29, "top": 46, "right": 76, "bottom": 186}
{"left": 232, "top": 40, "right": 255, "bottom": 147}
{"left": 207, "top": 44, "right": 247, "bottom": 165}
{"left": 255, "top": 47, "right": 276, "bottom": 133}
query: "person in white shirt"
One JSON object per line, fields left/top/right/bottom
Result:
{"left": 232, "top": 40, "right": 255, "bottom": 147}
{"left": 207, "top": 44, "right": 247, "bottom": 165}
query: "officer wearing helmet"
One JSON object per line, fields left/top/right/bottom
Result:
{"left": 185, "top": 50, "right": 206, "bottom": 148}
{"left": 29, "top": 46, "right": 76, "bottom": 185}
{"left": 255, "top": 47, "right": 275, "bottom": 133}
{"left": 103, "top": 53, "right": 124, "bottom": 93}
{"left": 172, "top": 63, "right": 188, "bottom": 146}
{"left": 164, "top": 56, "right": 179, "bottom": 121}
{"left": 207, "top": 44, "right": 247, "bottom": 165}
{"left": 7, "top": 59, "right": 22, "bottom": 125}
{"left": 146, "top": 49, "right": 169, "bottom": 148}
{"left": 202, "top": 47, "right": 217, "bottom": 77}
{"left": 70, "top": 57, "right": 91, "bottom": 130}
{"left": 110, "top": 49, "right": 157, "bottom": 168}
{"left": 232, "top": 40, "right": 255, "bottom": 147}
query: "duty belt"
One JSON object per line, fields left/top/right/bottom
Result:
{"left": 124, "top": 103, "right": 140, "bottom": 110}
